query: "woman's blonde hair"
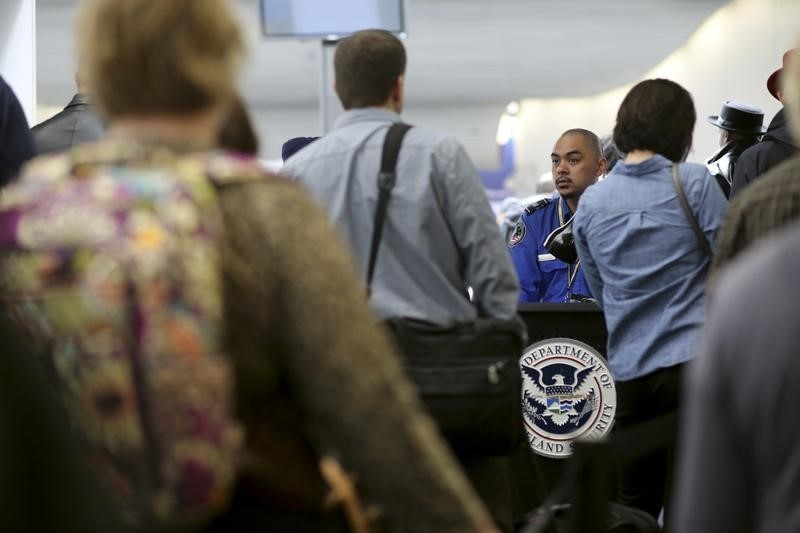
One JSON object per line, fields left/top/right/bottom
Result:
{"left": 78, "top": 0, "right": 244, "bottom": 118}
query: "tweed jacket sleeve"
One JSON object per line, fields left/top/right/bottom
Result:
{"left": 216, "top": 178, "right": 493, "bottom": 533}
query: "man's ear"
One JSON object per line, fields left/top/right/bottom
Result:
{"left": 334, "top": 80, "right": 350, "bottom": 110}
{"left": 596, "top": 157, "right": 608, "bottom": 177}
{"left": 391, "top": 75, "right": 405, "bottom": 111}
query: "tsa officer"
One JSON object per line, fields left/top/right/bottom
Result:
{"left": 509, "top": 129, "right": 606, "bottom": 302}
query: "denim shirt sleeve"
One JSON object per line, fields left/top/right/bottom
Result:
{"left": 433, "top": 139, "right": 520, "bottom": 319}
{"left": 573, "top": 202, "right": 604, "bottom": 308}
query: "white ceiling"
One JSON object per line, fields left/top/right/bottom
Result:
{"left": 37, "top": 0, "right": 728, "bottom": 109}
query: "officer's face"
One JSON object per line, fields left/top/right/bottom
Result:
{"left": 550, "top": 134, "right": 605, "bottom": 200}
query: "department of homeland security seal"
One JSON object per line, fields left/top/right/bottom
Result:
{"left": 520, "top": 338, "right": 616, "bottom": 458}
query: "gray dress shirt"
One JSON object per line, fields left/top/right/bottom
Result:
{"left": 282, "top": 107, "right": 519, "bottom": 326}
{"left": 32, "top": 94, "right": 104, "bottom": 155}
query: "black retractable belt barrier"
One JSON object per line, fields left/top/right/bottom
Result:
{"left": 520, "top": 413, "right": 676, "bottom": 533}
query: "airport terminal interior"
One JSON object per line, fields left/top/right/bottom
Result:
{"left": 1, "top": 0, "right": 800, "bottom": 531}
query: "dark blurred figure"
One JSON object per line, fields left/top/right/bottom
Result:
{"left": 711, "top": 158, "right": 800, "bottom": 278}
{"left": 600, "top": 134, "right": 621, "bottom": 174}
{"left": 0, "top": 313, "right": 124, "bottom": 532}
{"left": 573, "top": 79, "right": 727, "bottom": 524}
{"left": 706, "top": 101, "right": 765, "bottom": 198}
{"left": 709, "top": 49, "right": 800, "bottom": 281}
{"left": 282, "top": 136, "right": 319, "bottom": 161}
{"left": 218, "top": 96, "right": 259, "bottom": 155}
{"left": 32, "top": 69, "right": 104, "bottom": 154}
{"left": 673, "top": 221, "right": 800, "bottom": 533}
{"left": 0, "top": 75, "right": 36, "bottom": 186}
{"left": 730, "top": 49, "right": 798, "bottom": 197}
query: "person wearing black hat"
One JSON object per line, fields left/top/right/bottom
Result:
{"left": 706, "top": 101, "right": 766, "bottom": 198}
{"left": 730, "top": 49, "right": 798, "bottom": 198}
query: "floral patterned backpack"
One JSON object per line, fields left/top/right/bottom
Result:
{"left": 0, "top": 142, "right": 266, "bottom": 526}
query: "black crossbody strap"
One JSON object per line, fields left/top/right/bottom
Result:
{"left": 672, "top": 163, "right": 713, "bottom": 258}
{"left": 366, "top": 123, "right": 413, "bottom": 292}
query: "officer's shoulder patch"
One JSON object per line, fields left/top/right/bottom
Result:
{"left": 524, "top": 198, "right": 552, "bottom": 216}
{"left": 509, "top": 220, "right": 527, "bottom": 248}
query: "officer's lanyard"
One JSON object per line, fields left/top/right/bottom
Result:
{"left": 557, "top": 198, "right": 581, "bottom": 291}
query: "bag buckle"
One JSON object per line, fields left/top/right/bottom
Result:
{"left": 488, "top": 362, "right": 504, "bottom": 385}
{"left": 378, "top": 171, "right": 396, "bottom": 191}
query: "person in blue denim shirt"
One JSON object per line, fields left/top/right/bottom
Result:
{"left": 573, "top": 79, "right": 727, "bottom": 524}
{"left": 509, "top": 129, "right": 606, "bottom": 302}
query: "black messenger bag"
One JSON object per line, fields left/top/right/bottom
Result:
{"left": 367, "top": 123, "right": 526, "bottom": 456}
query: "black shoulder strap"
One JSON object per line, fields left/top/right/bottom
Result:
{"left": 672, "top": 163, "right": 713, "bottom": 258}
{"left": 365, "top": 123, "right": 413, "bottom": 292}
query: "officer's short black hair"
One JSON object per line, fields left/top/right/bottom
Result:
{"left": 559, "top": 128, "right": 603, "bottom": 160}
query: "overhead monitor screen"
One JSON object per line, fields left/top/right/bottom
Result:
{"left": 261, "top": 0, "right": 405, "bottom": 38}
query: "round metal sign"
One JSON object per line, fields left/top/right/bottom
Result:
{"left": 520, "top": 338, "right": 616, "bottom": 458}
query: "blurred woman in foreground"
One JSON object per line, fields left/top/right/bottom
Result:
{"left": 0, "top": 0, "right": 495, "bottom": 531}
{"left": 572, "top": 79, "right": 727, "bottom": 523}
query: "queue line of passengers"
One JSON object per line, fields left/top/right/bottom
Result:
{"left": 1, "top": 0, "right": 800, "bottom": 532}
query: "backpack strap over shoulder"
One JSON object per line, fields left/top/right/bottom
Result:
{"left": 672, "top": 164, "right": 713, "bottom": 258}
{"left": 365, "top": 123, "right": 413, "bottom": 293}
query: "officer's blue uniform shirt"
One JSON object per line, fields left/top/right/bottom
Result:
{"left": 508, "top": 196, "right": 592, "bottom": 302}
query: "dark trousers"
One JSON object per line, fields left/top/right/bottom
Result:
{"left": 461, "top": 454, "right": 515, "bottom": 533}
{"left": 206, "top": 476, "right": 349, "bottom": 533}
{"left": 612, "top": 364, "right": 684, "bottom": 524}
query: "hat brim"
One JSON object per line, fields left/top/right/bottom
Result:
{"left": 767, "top": 68, "right": 782, "bottom": 101}
{"left": 706, "top": 115, "right": 768, "bottom": 135}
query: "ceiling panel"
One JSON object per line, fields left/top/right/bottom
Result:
{"left": 35, "top": 0, "right": 729, "bottom": 107}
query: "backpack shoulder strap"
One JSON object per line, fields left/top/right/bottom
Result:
{"left": 365, "top": 123, "right": 413, "bottom": 292}
{"left": 672, "top": 163, "right": 713, "bottom": 258}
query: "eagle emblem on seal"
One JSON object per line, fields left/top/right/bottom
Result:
{"left": 522, "top": 365, "right": 596, "bottom": 427}
{"left": 520, "top": 339, "right": 616, "bottom": 458}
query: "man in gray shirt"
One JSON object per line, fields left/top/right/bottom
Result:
{"left": 282, "top": 29, "right": 518, "bottom": 326}
{"left": 283, "top": 30, "right": 519, "bottom": 531}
